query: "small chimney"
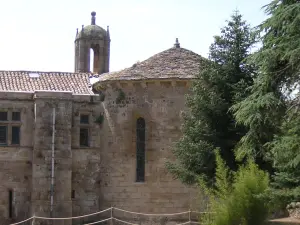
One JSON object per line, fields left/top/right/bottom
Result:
{"left": 91, "top": 11, "right": 96, "bottom": 25}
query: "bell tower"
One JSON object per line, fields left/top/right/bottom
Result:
{"left": 74, "top": 12, "right": 110, "bottom": 74}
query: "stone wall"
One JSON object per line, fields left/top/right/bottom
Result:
{"left": 31, "top": 93, "right": 104, "bottom": 224}
{"left": 0, "top": 82, "right": 201, "bottom": 225}
{"left": 0, "top": 92, "right": 33, "bottom": 225}
{"left": 0, "top": 91, "right": 104, "bottom": 225}
{"left": 32, "top": 91, "right": 73, "bottom": 225}
{"left": 98, "top": 80, "right": 200, "bottom": 214}
{"left": 71, "top": 95, "right": 103, "bottom": 216}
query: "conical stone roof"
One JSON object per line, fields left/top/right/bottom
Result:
{"left": 97, "top": 44, "right": 206, "bottom": 82}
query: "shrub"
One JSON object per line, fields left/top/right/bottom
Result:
{"left": 200, "top": 150, "right": 270, "bottom": 225}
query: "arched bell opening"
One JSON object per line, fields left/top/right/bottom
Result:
{"left": 90, "top": 44, "right": 100, "bottom": 73}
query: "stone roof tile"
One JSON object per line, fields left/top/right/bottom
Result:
{"left": 0, "top": 71, "right": 94, "bottom": 94}
{"left": 97, "top": 47, "right": 205, "bottom": 82}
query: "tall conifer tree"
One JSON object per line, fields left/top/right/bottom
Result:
{"left": 232, "top": 0, "right": 300, "bottom": 203}
{"left": 167, "top": 11, "right": 257, "bottom": 185}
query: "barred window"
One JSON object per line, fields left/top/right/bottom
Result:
{"left": 12, "top": 112, "right": 21, "bottom": 121}
{"left": 0, "top": 126, "right": 7, "bottom": 145}
{"left": 80, "top": 128, "right": 89, "bottom": 147}
{"left": 11, "top": 126, "right": 20, "bottom": 145}
{"left": 71, "top": 190, "right": 75, "bottom": 199}
{"left": 80, "top": 114, "right": 89, "bottom": 124}
{"left": 79, "top": 113, "right": 90, "bottom": 147}
{"left": 136, "top": 117, "right": 146, "bottom": 182}
{"left": 0, "top": 111, "right": 21, "bottom": 146}
{"left": 0, "top": 112, "right": 7, "bottom": 121}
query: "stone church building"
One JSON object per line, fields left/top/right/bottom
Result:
{"left": 0, "top": 12, "right": 205, "bottom": 224}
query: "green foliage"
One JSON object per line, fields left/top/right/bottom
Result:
{"left": 116, "top": 89, "right": 126, "bottom": 104}
{"left": 266, "top": 110, "right": 300, "bottom": 205}
{"left": 166, "top": 61, "right": 224, "bottom": 185}
{"left": 231, "top": 0, "right": 300, "bottom": 203}
{"left": 200, "top": 150, "right": 270, "bottom": 225}
{"left": 231, "top": 0, "right": 300, "bottom": 161}
{"left": 166, "top": 11, "right": 257, "bottom": 185}
{"left": 94, "top": 114, "right": 104, "bottom": 125}
{"left": 99, "top": 92, "right": 105, "bottom": 102}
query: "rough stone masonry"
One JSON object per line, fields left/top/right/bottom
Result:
{"left": 0, "top": 12, "right": 206, "bottom": 225}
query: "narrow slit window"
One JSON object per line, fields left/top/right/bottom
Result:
{"left": 11, "top": 126, "right": 20, "bottom": 145}
{"left": 136, "top": 117, "right": 146, "bottom": 182}
{"left": 0, "top": 112, "right": 7, "bottom": 121}
{"left": 8, "top": 190, "right": 13, "bottom": 219}
{"left": 80, "top": 128, "right": 89, "bottom": 147}
{"left": 72, "top": 190, "right": 75, "bottom": 199}
{"left": 0, "top": 126, "right": 7, "bottom": 145}
{"left": 12, "top": 112, "right": 21, "bottom": 121}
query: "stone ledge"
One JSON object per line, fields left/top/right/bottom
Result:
{"left": 34, "top": 90, "right": 73, "bottom": 99}
{"left": 268, "top": 217, "right": 300, "bottom": 224}
{"left": 94, "top": 79, "right": 191, "bottom": 91}
{"left": 0, "top": 91, "right": 33, "bottom": 100}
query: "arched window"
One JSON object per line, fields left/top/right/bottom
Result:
{"left": 136, "top": 117, "right": 145, "bottom": 182}
{"left": 90, "top": 44, "right": 100, "bottom": 73}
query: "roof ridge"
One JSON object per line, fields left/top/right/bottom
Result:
{"left": 0, "top": 70, "right": 95, "bottom": 94}
{"left": 0, "top": 70, "right": 95, "bottom": 74}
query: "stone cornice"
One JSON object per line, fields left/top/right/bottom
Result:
{"left": 93, "top": 78, "right": 192, "bottom": 91}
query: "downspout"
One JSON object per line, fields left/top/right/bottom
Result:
{"left": 50, "top": 107, "right": 56, "bottom": 218}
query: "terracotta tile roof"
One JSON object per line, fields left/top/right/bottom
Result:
{"left": 0, "top": 71, "right": 94, "bottom": 94}
{"left": 97, "top": 47, "right": 206, "bottom": 82}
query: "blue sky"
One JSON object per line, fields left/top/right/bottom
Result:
{"left": 0, "top": 0, "right": 270, "bottom": 73}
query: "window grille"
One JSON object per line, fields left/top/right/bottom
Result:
{"left": 80, "top": 128, "right": 89, "bottom": 147}
{"left": 0, "top": 126, "right": 7, "bottom": 145}
{"left": 0, "top": 112, "right": 7, "bottom": 121}
{"left": 11, "top": 126, "right": 20, "bottom": 145}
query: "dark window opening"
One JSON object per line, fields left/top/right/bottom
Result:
{"left": 136, "top": 117, "right": 146, "bottom": 182}
{"left": 0, "top": 112, "right": 7, "bottom": 121}
{"left": 0, "top": 126, "right": 7, "bottom": 145}
{"left": 8, "top": 190, "right": 13, "bottom": 219}
{"left": 80, "top": 115, "right": 89, "bottom": 124}
{"left": 12, "top": 112, "right": 21, "bottom": 121}
{"left": 71, "top": 190, "right": 75, "bottom": 199}
{"left": 80, "top": 128, "right": 89, "bottom": 147}
{"left": 11, "top": 126, "right": 20, "bottom": 145}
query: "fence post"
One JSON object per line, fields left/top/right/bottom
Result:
{"left": 110, "top": 206, "right": 113, "bottom": 225}
{"left": 31, "top": 217, "right": 35, "bottom": 225}
{"left": 189, "top": 209, "right": 191, "bottom": 224}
